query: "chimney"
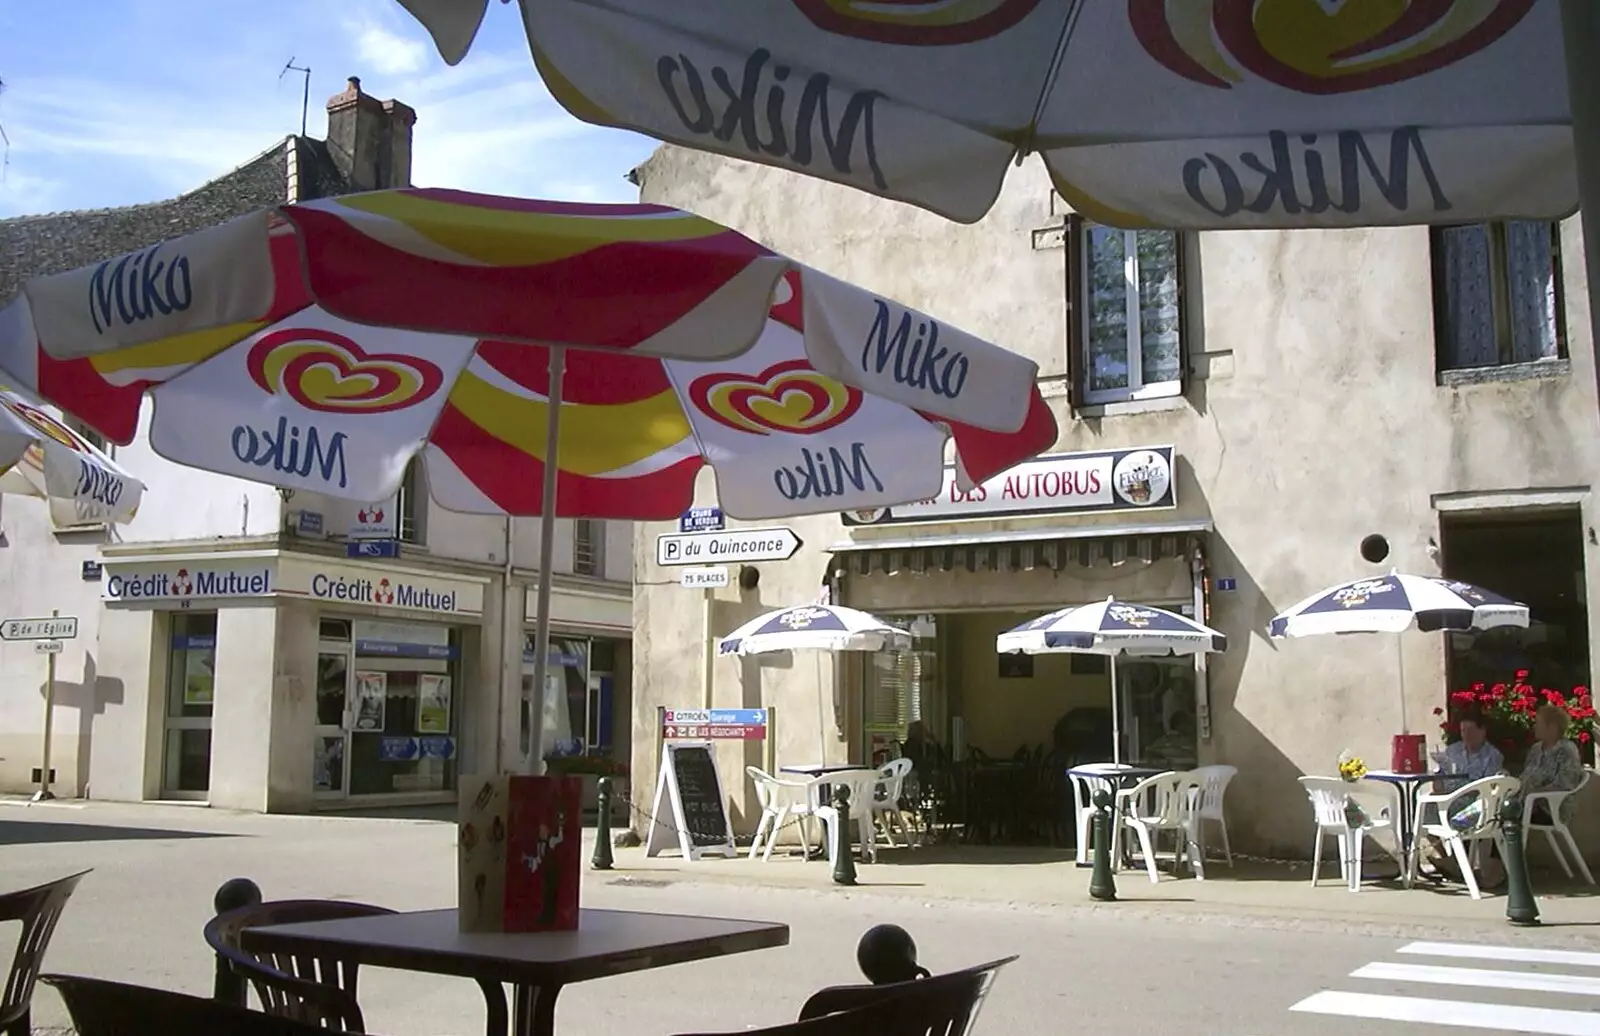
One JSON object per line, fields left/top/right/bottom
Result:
{"left": 325, "top": 76, "right": 416, "bottom": 191}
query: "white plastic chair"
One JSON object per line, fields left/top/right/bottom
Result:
{"left": 745, "top": 766, "right": 823, "bottom": 862}
{"left": 812, "top": 768, "right": 883, "bottom": 864}
{"left": 1113, "top": 770, "right": 1199, "bottom": 883}
{"left": 1299, "top": 776, "right": 1396, "bottom": 892}
{"left": 1409, "top": 774, "right": 1522, "bottom": 900}
{"left": 1190, "top": 765, "right": 1238, "bottom": 867}
{"left": 1069, "top": 763, "right": 1135, "bottom": 865}
{"left": 1522, "top": 769, "right": 1594, "bottom": 885}
{"left": 871, "top": 758, "right": 914, "bottom": 848}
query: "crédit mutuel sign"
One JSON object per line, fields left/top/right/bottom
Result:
{"left": 841, "top": 445, "right": 1177, "bottom": 527}
{"left": 101, "top": 557, "right": 480, "bottom": 615}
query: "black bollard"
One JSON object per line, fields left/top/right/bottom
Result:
{"left": 1088, "top": 789, "right": 1117, "bottom": 902}
{"left": 831, "top": 785, "right": 859, "bottom": 886}
{"left": 212, "top": 877, "right": 263, "bottom": 1005}
{"left": 592, "top": 776, "right": 615, "bottom": 871}
{"left": 1499, "top": 794, "right": 1541, "bottom": 926}
{"left": 856, "top": 924, "right": 930, "bottom": 984}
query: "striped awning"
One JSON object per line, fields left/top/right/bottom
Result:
{"left": 827, "top": 520, "right": 1211, "bottom": 577}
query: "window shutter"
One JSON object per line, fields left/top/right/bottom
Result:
{"left": 1174, "top": 232, "right": 1192, "bottom": 389}
{"left": 1064, "top": 214, "right": 1085, "bottom": 411}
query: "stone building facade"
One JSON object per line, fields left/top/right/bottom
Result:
{"left": 627, "top": 145, "right": 1600, "bottom": 858}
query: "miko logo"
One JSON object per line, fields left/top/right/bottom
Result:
{"left": 376, "top": 578, "right": 395, "bottom": 605}
{"left": 173, "top": 568, "right": 194, "bottom": 597}
{"left": 358, "top": 506, "right": 385, "bottom": 525}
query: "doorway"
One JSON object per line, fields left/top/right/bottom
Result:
{"left": 1440, "top": 509, "right": 1591, "bottom": 690}
{"left": 160, "top": 612, "right": 217, "bottom": 798}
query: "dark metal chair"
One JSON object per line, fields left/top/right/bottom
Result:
{"left": 0, "top": 869, "right": 90, "bottom": 1036}
{"left": 204, "top": 899, "right": 393, "bottom": 1032}
{"left": 675, "top": 990, "right": 967, "bottom": 1036}
{"left": 798, "top": 956, "right": 1017, "bottom": 1036}
{"left": 205, "top": 899, "right": 509, "bottom": 1035}
{"left": 41, "top": 974, "right": 352, "bottom": 1036}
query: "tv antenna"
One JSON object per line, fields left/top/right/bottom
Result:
{"left": 0, "top": 76, "right": 10, "bottom": 183}
{"left": 279, "top": 59, "right": 311, "bottom": 136}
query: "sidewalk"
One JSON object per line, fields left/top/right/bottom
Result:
{"left": 5, "top": 796, "right": 1597, "bottom": 936}
{"left": 608, "top": 838, "right": 1600, "bottom": 932}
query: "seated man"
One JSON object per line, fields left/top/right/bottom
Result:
{"left": 1426, "top": 707, "right": 1506, "bottom": 885}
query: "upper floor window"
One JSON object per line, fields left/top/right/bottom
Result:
{"left": 63, "top": 415, "right": 106, "bottom": 452}
{"left": 396, "top": 460, "right": 425, "bottom": 545}
{"left": 1432, "top": 221, "right": 1566, "bottom": 376}
{"left": 572, "top": 519, "right": 602, "bottom": 577}
{"left": 1070, "top": 216, "right": 1188, "bottom": 406}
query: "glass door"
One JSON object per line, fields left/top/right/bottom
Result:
{"left": 162, "top": 613, "right": 218, "bottom": 799}
{"left": 314, "top": 644, "right": 352, "bottom": 797}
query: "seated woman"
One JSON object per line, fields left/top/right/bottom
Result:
{"left": 1522, "top": 703, "right": 1585, "bottom": 826}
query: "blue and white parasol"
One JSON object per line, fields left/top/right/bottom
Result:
{"left": 997, "top": 597, "right": 1227, "bottom": 657}
{"left": 1268, "top": 572, "right": 1529, "bottom": 639}
{"left": 718, "top": 604, "right": 913, "bottom": 657}
{"left": 1269, "top": 571, "right": 1528, "bottom": 733}
{"left": 997, "top": 598, "right": 1226, "bottom": 762}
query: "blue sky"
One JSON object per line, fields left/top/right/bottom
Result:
{"left": 0, "top": 0, "right": 659, "bottom": 217}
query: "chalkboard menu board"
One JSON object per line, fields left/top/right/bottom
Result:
{"left": 644, "top": 741, "right": 737, "bottom": 860}
{"left": 671, "top": 744, "right": 730, "bottom": 847}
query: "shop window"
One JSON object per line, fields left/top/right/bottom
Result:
{"left": 1432, "top": 221, "right": 1567, "bottom": 379}
{"left": 396, "top": 460, "right": 425, "bottom": 545}
{"left": 343, "top": 620, "right": 460, "bottom": 796}
{"left": 1119, "top": 657, "right": 1198, "bottom": 769}
{"left": 1067, "top": 215, "right": 1189, "bottom": 407}
{"left": 162, "top": 612, "right": 217, "bottom": 796}
{"left": 318, "top": 618, "right": 351, "bottom": 641}
{"left": 521, "top": 636, "right": 594, "bottom": 760}
{"left": 863, "top": 616, "right": 940, "bottom": 764}
{"left": 572, "top": 519, "right": 603, "bottom": 576}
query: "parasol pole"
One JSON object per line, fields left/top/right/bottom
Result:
{"left": 525, "top": 346, "right": 567, "bottom": 775}
{"left": 1109, "top": 653, "right": 1122, "bottom": 764}
{"left": 1396, "top": 635, "right": 1409, "bottom": 735}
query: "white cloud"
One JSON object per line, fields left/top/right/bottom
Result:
{"left": 351, "top": 20, "right": 430, "bottom": 77}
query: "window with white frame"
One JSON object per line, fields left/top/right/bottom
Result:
{"left": 1072, "top": 217, "right": 1186, "bottom": 405}
{"left": 1432, "top": 221, "right": 1566, "bottom": 375}
{"left": 572, "top": 519, "right": 602, "bottom": 576}
{"left": 396, "top": 460, "right": 424, "bottom": 545}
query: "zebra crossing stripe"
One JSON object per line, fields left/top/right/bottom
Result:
{"left": 1353, "top": 961, "right": 1600, "bottom": 997}
{"left": 1291, "top": 990, "right": 1600, "bottom": 1035}
{"left": 1397, "top": 941, "right": 1600, "bottom": 968}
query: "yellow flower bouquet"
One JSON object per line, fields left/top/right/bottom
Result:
{"left": 1337, "top": 751, "right": 1367, "bottom": 783}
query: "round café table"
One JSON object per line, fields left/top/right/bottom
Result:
{"left": 1362, "top": 769, "right": 1443, "bottom": 886}
{"left": 1066, "top": 763, "right": 1168, "bottom": 868}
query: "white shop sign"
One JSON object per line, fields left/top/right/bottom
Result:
{"left": 102, "top": 554, "right": 485, "bottom": 617}
{"left": 841, "top": 445, "right": 1177, "bottom": 527}
{"left": 102, "top": 558, "right": 277, "bottom": 605}
{"left": 278, "top": 557, "right": 485, "bottom": 617}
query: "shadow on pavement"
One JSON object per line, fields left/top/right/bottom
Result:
{"left": 0, "top": 819, "right": 240, "bottom": 845}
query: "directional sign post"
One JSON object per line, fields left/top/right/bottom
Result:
{"left": 655, "top": 528, "right": 803, "bottom": 714}
{"left": 4, "top": 611, "right": 77, "bottom": 801}
{"left": 655, "top": 527, "right": 803, "bottom": 567}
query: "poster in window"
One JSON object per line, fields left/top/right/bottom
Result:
{"left": 418, "top": 674, "right": 452, "bottom": 734}
{"left": 183, "top": 649, "right": 216, "bottom": 705}
{"left": 354, "top": 671, "right": 388, "bottom": 731}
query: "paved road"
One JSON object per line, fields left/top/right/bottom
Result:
{"left": 4, "top": 802, "right": 1599, "bottom": 1035}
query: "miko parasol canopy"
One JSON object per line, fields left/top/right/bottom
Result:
{"left": 396, "top": 0, "right": 1583, "bottom": 230}
{"left": 0, "top": 386, "right": 143, "bottom": 528}
{"left": 0, "top": 187, "right": 1055, "bottom": 769}
{"left": 718, "top": 604, "right": 912, "bottom": 656}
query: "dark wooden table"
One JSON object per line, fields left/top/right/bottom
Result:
{"left": 242, "top": 907, "right": 790, "bottom": 1036}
